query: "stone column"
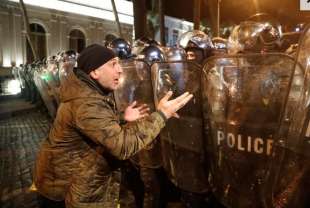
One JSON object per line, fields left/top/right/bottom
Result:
{"left": 0, "top": 9, "right": 11, "bottom": 67}
{"left": 13, "top": 12, "right": 23, "bottom": 66}
{"left": 88, "top": 23, "right": 96, "bottom": 45}
{"left": 97, "top": 23, "right": 104, "bottom": 45}
{"left": 60, "top": 17, "right": 68, "bottom": 52}
{"left": 0, "top": 23, "right": 3, "bottom": 66}
{"left": 49, "top": 17, "right": 58, "bottom": 55}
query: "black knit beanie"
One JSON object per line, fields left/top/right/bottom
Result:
{"left": 77, "top": 44, "right": 116, "bottom": 74}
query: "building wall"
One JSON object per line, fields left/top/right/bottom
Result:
{"left": 0, "top": 1, "right": 133, "bottom": 67}
{"left": 154, "top": 15, "right": 193, "bottom": 46}
{"left": 0, "top": 21, "right": 3, "bottom": 66}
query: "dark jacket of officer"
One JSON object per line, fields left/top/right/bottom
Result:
{"left": 33, "top": 68, "right": 166, "bottom": 208}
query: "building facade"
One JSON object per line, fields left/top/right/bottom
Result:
{"left": 0, "top": 0, "right": 133, "bottom": 67}
{"left": 161, "top": 16, "right": 193, "bottom": 46}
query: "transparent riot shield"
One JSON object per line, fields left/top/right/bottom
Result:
{"left": 45, "top": 58, "right": 60, "bottom": 105}
{"left": 263, "top": 25, "right": 310, "bottom": 208}
{"left": 17, "top": 65, "right": 26, "bottom": 90}
{"left": 114, "top": 59, "right": 161, "bottom": 168}
{"left": 152, "top": 61, "right": 209, "bottom": 193}
{"left": 201, "top": 53, "right": 296, "bottom": 208}
{"left": 114, "top": 60, "right": 155, "bottom": 111}
{"left": 22, "top": 65, "right": 33, "bottom": 101}
{"left": 12, "top": 66, "right": 25, "bottom": 95}
{"left": 58, "top": 52, "right": 77, "bottom": 86}
{"left": 33, "top": 67, "right": 57, "bottom": 119}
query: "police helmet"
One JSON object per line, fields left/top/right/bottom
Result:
{"left": 139, "top": 45, "right": 165, "bottom": 63}
{"left": 109, "top": 38, "right": 132, "bottom": 59}
{"left": 227, "top": 13, "right": 282, "bottom": 54}
{"left": 178, "top": 30, "right": 214, "bottom": 62}
{"left": 164, "top": 47, "right": 187, "bottom": 62}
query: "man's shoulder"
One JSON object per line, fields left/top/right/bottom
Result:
{"left": 74, "top": 95, "right": 117, "bottom": 114}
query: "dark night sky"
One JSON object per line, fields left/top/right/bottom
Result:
{"left": 164, "top": 0, "right": 310, "bottom": 29}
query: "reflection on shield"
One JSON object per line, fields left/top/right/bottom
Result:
{"left": 58, "top": 57, "right": 76, "bottom": 86}
{"left": 115, "top": 60, "right": 155, "bottom": 111}
{"left": 264, "top": 25, "right": 310, "bottom": 208}
{"left": 114, "top": 60, "right": 161, "bottom": 168}
{"left": 202, "top": 53, "right": 296, "bottom": 207}
{"left": 33, "top": 70, "right": 58, "bottom": 119}
{"left": 152, "top": 61, "right": 209, "bottom": 193}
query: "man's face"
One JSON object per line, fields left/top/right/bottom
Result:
{"left": 90, "top": 57, "right": 123, "bottom": 91}
{"left": 186, "top": 49, "right": 204, "bottom": 64}
{"left": 186, "top": 51, "right": 196, "bottom": 60}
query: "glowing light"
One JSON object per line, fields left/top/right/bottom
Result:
{"left": 3, "top": 57, "right": 11, "bottom": 67}
{"left": 307, "top": 57, "right": 310, "bottom": 66}
{"left": 7, "top": 79, "right": 21, "bottom": 94}
{"left": 41, "top": 74, "right": 51, "bottom": 81}
{"left": 8, "top": 0, "right": 133, "bottom": 25}
{"left": 229, "top": 84, "right": 237, "bottom": 96}
{"left": 67, "top": 0, "right": 133, "bottom": 16}
{"left": 118, "top": 75, "right": 125, "bottom": 87}
{"left": 16, "top": 58, "right": 23, "bottom": 67}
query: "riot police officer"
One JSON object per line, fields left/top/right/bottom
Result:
{"left": 203, "top": 17, "right": 298, "bottom": 208}
{"left": 116, "top": 41, "right": 167, "bottom": 208}
{"left": 178, "top": 30, "right": 214, "bottom": 64}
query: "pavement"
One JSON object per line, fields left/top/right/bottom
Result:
{"left": 0, "top": 96, "right": 123, "bottom": 208}
{"left": 0, "top": 98, "right": 50, "bottom": 208}
{"left": 0, "top": 96, "right": 37, "bottom": 120}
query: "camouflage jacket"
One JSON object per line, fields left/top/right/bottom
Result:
{"left": 34, "top": 69, "right": 166, "bottom": 208}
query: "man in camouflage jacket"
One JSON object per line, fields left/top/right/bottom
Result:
{"left": 33, "top": 44, "right": 193, "bottom": 208}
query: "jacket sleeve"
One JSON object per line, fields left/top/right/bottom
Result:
{"left": 74, "top": 100, "right": 166, "bottom": 160}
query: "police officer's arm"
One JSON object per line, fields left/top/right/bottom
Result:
{"left": 75, "top": 91, "right": 193, "bottom": 160}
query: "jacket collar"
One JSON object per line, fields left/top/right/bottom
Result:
{"left": 74, "top": 68, "right": 112, "bottom": 97}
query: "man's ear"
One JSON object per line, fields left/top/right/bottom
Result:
{"left": 89, "top": 70, "right": 98, "bottom": 80}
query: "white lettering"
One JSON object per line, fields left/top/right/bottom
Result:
{"left": 237, "top": 134, "right": 245, "bottom": 151}
{"left": 254, "top": 138, "right": 264, "bottom": 154}
{"left": 266, "top": 140, "right": 273, "bottom": 156}
{"left": 215, "top": 131, "right": 275, "bottom": 156}
{"left": 217, "top": 130, "right": 225, "bottom": 145}
{"left": 227, "top": 133, "right": 235, "bottom": 147}
{"left": 247, "top": 136, "right": 252, "bottom": 152}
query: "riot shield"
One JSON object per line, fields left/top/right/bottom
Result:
{"left": 12, "top": 66, "right": 25, "bottom": 94}
{"left": 263, "top": 25, "right": 310, "bottom": 208}
{"left": 58, "top": 62, "right": 75, "bottom": 85}
{"left": 45, "top": 59, "right": 61, "bottom": 105}
{"left": 152, "top": 61, "right": 209, "bottom": 193}
{"left": 21, "top": 65, "right": 33, "bottom": 100}
{"left": 114, "top": 59, "right": 161, "bottom": 168}
{"left": 58, "top": 51, "right": 77, "bottom": 86}
{"left": 27, "top": 64, "right": 41, "bottom": 103}
{"left": 201, "top": 53, "right": 296, "bottom": 207}
{"left": 33, "top": 67, "right": 57, "bottom": 119}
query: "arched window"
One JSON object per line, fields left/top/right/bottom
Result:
{"left": 26, "top": 23, "right": 46, "bottom": 63}
{"left": 69, "top": 29, "right": 85, "bottom": 53}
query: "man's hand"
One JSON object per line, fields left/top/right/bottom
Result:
{"left": 157, "top": 91, "right": 193, "bottom": 119}
{"left": 124, "top": 101, "right": 150, "bottom": 122}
